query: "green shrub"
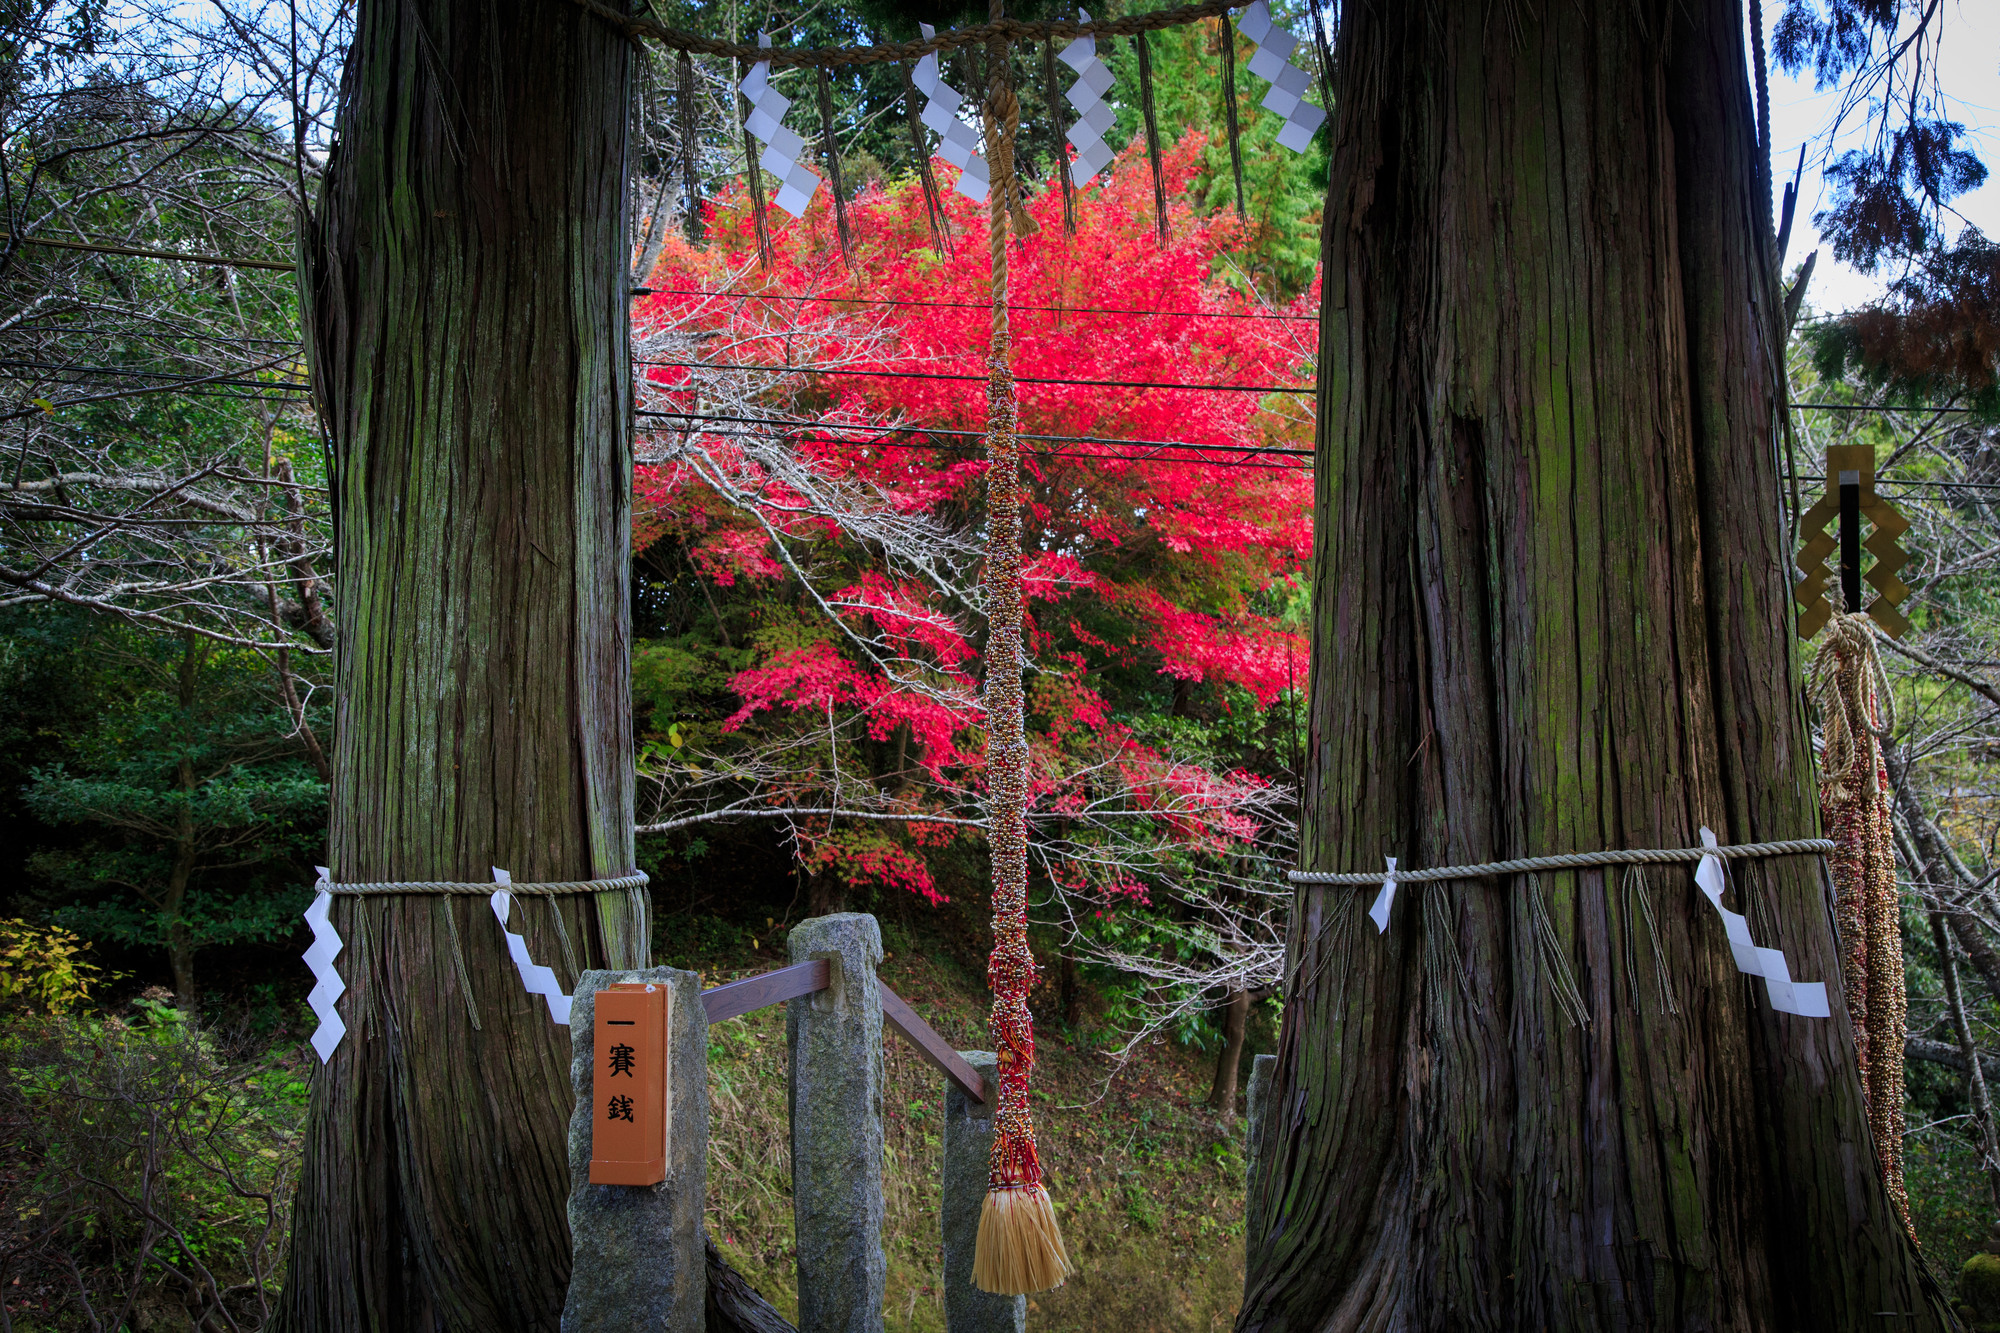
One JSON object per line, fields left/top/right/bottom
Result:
{"left": 0, "top": 1007, "right": 305, "bottom": 1328}
{"left": 0, "top": 919, "right": 107, "bottom": 1015}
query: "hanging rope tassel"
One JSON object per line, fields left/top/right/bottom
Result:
{"left": 971, "top": 5, "right": 1073, "bottom": 1298}
{"left": 737, "top": 57, "right": 775, "bottom": 269}
{"left": 1135, "top": 30, "right": 1168, "bottom": 245}
{"left": 1216, "top": 15, "right": 1246, "bottom": 221}
{"left": 1812, "top": 611, "right": 1911, "bottom": 1229}
{"left": 900, "top": 61, "right": 954, "bottom": 255}
{"left": 815, "top": 65, "right": 857, "bottom": 270}
{"left": 679, "top": 50, "right": 703, "bottom": 242}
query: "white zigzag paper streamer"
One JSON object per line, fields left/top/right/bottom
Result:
{"left": 740, "top": 34, "right": 822, "bottom": 218}
{"left": 303, "top": 867, "right": 346, "bottom": 1063}
{"left": 1057, "top": 11, "right": 1116, "bottom": 188}
{"left": 1235, "top": 1, "right": 1327, "bottom": 154}
{"left": 490, "top": 868, "right": 573, "bottom": 1026}
{"left": 1368, "top": 856, "right": 1397, "bottom": 933}
{"left": 1694, "top": 828, "right": 1830, "bottom": 1017}
{"left": 914, "top": 24, "right": 989, "bottom": 202}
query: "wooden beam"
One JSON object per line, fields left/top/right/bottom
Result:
{"left": 881, "top": 983, "right": 988, "bottom": 1107}
{"left": 700, "top": 959, "right": 829, "bottom": 1023}
{"left": 696, "top": 963, "right": 989, "bottom": 1107}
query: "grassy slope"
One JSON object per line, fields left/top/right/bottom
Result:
{"left": 682, "top": 928, "right": 1251, "bottom": 1332}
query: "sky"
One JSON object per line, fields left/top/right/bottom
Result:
{"left": 1765, "top": 0, "right": 2000, "bottom": 316}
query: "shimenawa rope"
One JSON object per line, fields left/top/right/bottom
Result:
{"left": 1287, "top": 839, "right": 1835, "bottom": 885}
{"left": 970, "top": 6, "right": 1073, "bottom": 1297}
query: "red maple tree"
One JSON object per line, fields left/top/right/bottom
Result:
{"left": 631, "top": 134, "right": 1312, "bottom": 910}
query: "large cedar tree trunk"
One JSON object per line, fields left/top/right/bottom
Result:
{"left": 280, "top": 0, "right": 645, "bottom": 1325}
{"left": 1241, "top": 1, "right": 1949, "bottom": 1327}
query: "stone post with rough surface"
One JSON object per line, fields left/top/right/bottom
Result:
{"left": 562, "top": 967, "right": 708, "bottom": 1333}
{"left": 942, "top": 1050, "right": 1023, "bottom": 1333}
{"left": 1246, "top": 1052, "right": 1276, "bottom": 1192}
{"left": 787, "top": 913, "right": 886, "bottom": 1333}
{"left": 1243, "top": 1052, "right": 1277, "bottom": 1274}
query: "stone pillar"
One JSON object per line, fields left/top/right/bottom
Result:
{"left": 1243, "top": 1052, "right": 1277, "bottom": 1273}
{"left": 942, "top": 1050, "right": 1023, "bottom": 1333}
{"left": 1245, "top": 1052, "right": 1277, "bottom": 1193}
{"left": 562, "top": 967, "right": 708, "bottom": 1333}
{"left": 787, "top": 913, "right": 886, "bottom": 1333}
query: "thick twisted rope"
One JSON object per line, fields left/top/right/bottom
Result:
{"left": 980, "top": 12, "right": 1040, "bottom": 1197}
{"left": 320, "top": 872, "right": 650, "bottom": 895}
{"left": 1287, "top": 840, "right": 1834, "bottom": 885}
{"left": 564, "top": 0, "right": 1239, "bottom": 66}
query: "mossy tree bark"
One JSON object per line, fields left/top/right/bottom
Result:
{"left": 280, "top": 0, "right": 644, "bottom": 1325}
{"left": 1240, "top": 1, "right": 1950, "bottom": 1327}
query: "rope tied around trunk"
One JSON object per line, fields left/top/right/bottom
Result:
{"left": 1286, "top": 839, "right": 1835, "bottom": 885}
{"left": 1290, "top": 835, "right": 1838, "bottom": 1023}
{"left": 304, "top": 871, "right": 646, "bottom": 1051}
{"left": 318, "top": 873, "right": 650, "bottom": 895}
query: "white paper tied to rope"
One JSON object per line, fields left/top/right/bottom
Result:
{"left": 1057, "top": 10, "right": 1116, "bottom": 188}
{"left": 1235, "top": 1, "right": 1328, "bottom": 154}
{"left": 740, "top": 33, "right": 824, "bottom": 218}
{"left": 1694, "top": 827, "right": 1831, "bottom": 1018}
{"left": 1368, "top": 856, "right": 1397, "bottom": 934}
{"left": 914, "top": 23, "right": 989, "bottom": 201}
{"left": 303, "top": 867, "right": 345, "bottom": 1063}
{"left": 489, "top": 867, "right": 573, "bottom": 1027}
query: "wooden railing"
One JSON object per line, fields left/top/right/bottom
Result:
{"left": 700, "top": 960, "right": 988, "bottom": 1106}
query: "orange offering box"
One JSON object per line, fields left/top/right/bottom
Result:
{"left": 589, "top": 982, "right": 670, "bottom": 1185}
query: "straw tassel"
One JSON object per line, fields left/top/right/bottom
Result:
{"left": 972, "top": 1, "right": 1073, "bottom": 1297}
{"left": 1040, "top": 36, "right": 1077, "bottom": 236}
{"left": 1217, "top": 16, "right": 1246, "bottom": 220}
{"left": 900, "top": 61, "right": 954, "bottom": 255}
{"left": 1812, "top": 612, "right": 1911, "bottom": 1230}
{"left": 679, "top": 50, "right": 702, "bottom": 242}
{"left": 737, "top": 58, "right": 776, "bottom": 268}
{"left": 1135, "top": 30, "right": 1167, "bottom": 244}
{"left": 815, "top": 65, "right": 856, "bottom": 269}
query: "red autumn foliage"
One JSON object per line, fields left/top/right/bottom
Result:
{"left": 631, "top": 134, "right": 1312, "bottom": 902}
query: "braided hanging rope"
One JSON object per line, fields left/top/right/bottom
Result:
{"left": 565, "top": 0, "right": 1241, "bottom": 67}
{"left": 970, "top": 9, "right": 1072, "bottom": 1297}
{"left": 1812, "top": 611, "right": 1911, "bottom": 1229}
{"left": 1287, "top": 840, "right": 1835, "bottom": 886}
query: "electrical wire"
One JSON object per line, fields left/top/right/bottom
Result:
{"left": 1792, "top": 402, "right": 1977, "bottom": 413}
{"left": 636, "top": 418, "right": 1312, "bottom": 472}
{"left": 641, "top": 286, "right": 1320, "bottom": 322}
{"left": 639, "top": 360, "right": 1310, "bottom": 394}
{"left": 0, "top": 358, "right": 309, "bottom": 394}
{"left": 638, "top": 408, "right": 1313, "bottom": 458}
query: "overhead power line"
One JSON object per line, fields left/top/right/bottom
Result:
{"left": 639, "top": 360, "right": 1311, "bottom": 395}
{"left": 0, "top": 358, "right": 310, "bottom": 394}
{"left": 644, "top": 286, "right": 1321, "bottom": 323}
{"left": 1792, "top": 402, "right": 1977, "bottom": 413}
{"left": 636, "top": 415, "right": 1312, "bottom": 472}
{"left": 640, "top": 409, "right": 1313, "bottom": 459}
{"left": 0, "top": 231, "right": 295, "bottom": 272}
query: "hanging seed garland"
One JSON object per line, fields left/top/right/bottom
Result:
{"left": 1812, "top": 612, "right": 1911, "bottom": 1229}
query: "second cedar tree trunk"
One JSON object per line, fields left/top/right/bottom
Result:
{"left": 281, "top": 0, "right": 645, "bottom": 1325}
{"left": 1242, "top": 1, "right": 1950, "bottom": 1328}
